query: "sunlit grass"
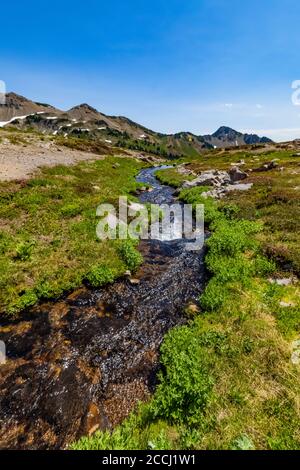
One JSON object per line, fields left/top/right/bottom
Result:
{"left": 0, "top": 156, "right": 144, "bottom": 315}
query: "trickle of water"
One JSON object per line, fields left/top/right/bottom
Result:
{"left": 0, "top": 166, "right": 207, "bottom": 449}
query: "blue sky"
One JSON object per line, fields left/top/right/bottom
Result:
{"left": 1, "top": 0, "right": 300, "bottom": 141}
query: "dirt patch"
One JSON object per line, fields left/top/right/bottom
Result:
{"left": 0, "top": 139, "right": 107, "bottom": 181}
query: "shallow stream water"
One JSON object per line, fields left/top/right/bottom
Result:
{"left": 0, "top": 166, "right": 207, "bottom": 449}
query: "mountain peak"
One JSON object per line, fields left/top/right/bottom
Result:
{"left": 0, "top": 91, "right": 274, "bottom": 151}
{"left": 0, "top": 92, "right": 59, "bottom": 121}
{"left": 203, "top": 125, "right": 273, "bottom": 147}
{"left": 212, "top": 126, "right": 242, "bottom": 138}
{"left": 69, "top": 103, "right": 99, "bottom": 113}
{"left": 67, "top": 103, "right": 102, "bottom": 120}
{"left": 5, "top": 91, "right": 26, "bottom": 100}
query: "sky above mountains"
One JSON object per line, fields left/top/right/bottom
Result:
{"left": 1, "top": 0, "right": 300, "bottom": 141}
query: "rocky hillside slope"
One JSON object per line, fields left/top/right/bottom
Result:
{"left": 0, "top": 93, "right": 273, "bottom": 157}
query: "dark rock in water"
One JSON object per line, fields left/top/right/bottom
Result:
{"left": 0, "top": 166, "right": 207, "bottom": 450}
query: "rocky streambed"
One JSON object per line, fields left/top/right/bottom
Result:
{"left": 0, "top": 166, "right": 207, "bottom": 449}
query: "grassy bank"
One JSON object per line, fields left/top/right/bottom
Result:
{"left": 155, "top": 167, "right": 194, "bottom": 188}
{"left": 157, "top": 150, "right": 300, "bottom": 275}
{"left": 73, "top": 150, "right": 300, "bottom": 450}
{"left": 0, "top": 156, "right": 144, "bottom": 316}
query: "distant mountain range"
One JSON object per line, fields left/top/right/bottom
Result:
{"left": 0, "top": 92, "right": 273, "bottom": 157}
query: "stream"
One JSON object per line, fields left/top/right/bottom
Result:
{"left": 0, "top": 166, "right": 207, "bottom": 449}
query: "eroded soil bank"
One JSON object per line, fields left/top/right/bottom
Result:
{"left": 0, "top": 167, "right": 207, "bottom": 449}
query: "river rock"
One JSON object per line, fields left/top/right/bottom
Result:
{"left": 129, "top": 278, "right": 140, "bottom": 285}
{"left": 185, "top": 302, "right": 200, "bottom": 317}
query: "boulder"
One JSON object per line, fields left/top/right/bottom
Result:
{"left": 177, "top": 165, "right": 194, "bottom": 176}
{"left": 201, "top": 188, "right": 226, "bottom": 199}
{"left": 202, "top": 183, "right": 253, "bottom": 200}
{"left": 254, "top": 160, "right": 278, "bottom": 172}
{"left": 182, "top": 170, "right": 230, "bottom": 189}
{"left": 214, "top": 170, "right": 232, "bottom": 185}
{"left": 225, "top": 183, "right": 253, "bottom": 192}
{"left": 229, "top": 166, "right": 248, "bottom": 182}
{"left": 182, "top": 171, "right": 215, "bottom": 189}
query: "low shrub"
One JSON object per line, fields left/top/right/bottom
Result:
{"left": 219, "top": 203, "right": 240, "bottom": 219}
{"left": 254, "top": 255, "right": 276, "bottom": 276}
{"left": 117, "top": 239, "right": 143, "bottom": 272}
{"left": 60, "top": 203, "right": 82, "bottom": 218}
{"left": 206, "top": 219, "right": 261, "bottom": 258}
{"left": 149, "top": 325, "right": 214, "bottom": 424}
{"left": 7, "top": 290, "right": 38, "bottom": 315}
{"left": 15, "top": 240, "right": 36, "bottom": 261}
{"left": 206, "top": 253, "right": 253, "bottom": 284}
{"left": 179, "top": 188, "right": 219, "bottom": 225}
{"left": 200, "top": 277, "right": 230, "bottom": 311}
{"left": 86, "top": 265, "right": 116, "bottom": 287}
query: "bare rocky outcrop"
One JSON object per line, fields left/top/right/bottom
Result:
{"left": 0, "top": 92, "right": 275, "bottom": 159}
{"left": 182, "top": 170, "right": 231, "bottom": 189}
{"left": 201, "top": 183, "right": 253, "bottom": 199}
{"left": 181, "top": 165, "right": 252, "bottom": 199}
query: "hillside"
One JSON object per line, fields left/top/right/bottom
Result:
{"left": 0, "top": 93, "right": 273, "bottom": 157}
{"left": 0, "top": 92, "right": 59, "bottom": 122}
{"left": 204, "top": 126, "right": 273, "bottom": 148}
